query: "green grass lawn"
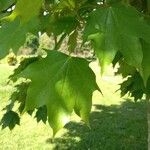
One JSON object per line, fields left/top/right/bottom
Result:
{"left": 0, "top": 62, "right": 148, "bottom": 150}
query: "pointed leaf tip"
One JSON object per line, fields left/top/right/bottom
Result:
{"left": 18, "top": 51, "right": 100, "bottom": 134}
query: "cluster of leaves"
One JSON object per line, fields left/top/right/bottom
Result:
{"left": 0, "top": 0, "right": 150, "bottom": 135}
{"left": 113, "top": 57, "right": 146, "bottom": 101}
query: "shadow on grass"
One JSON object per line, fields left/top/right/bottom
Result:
{"left": 47, "top": 100, "right": 148, "bottom": 150}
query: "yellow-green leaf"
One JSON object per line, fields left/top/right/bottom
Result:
{"left": 15, "top": 50, "right": 100, "bottom": 135}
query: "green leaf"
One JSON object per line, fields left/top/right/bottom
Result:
{"left": 10, "top": 56, "right": 40, "bottom": 80}
{"left": 84, "top": 5, "right": 120, "bottom": 73}
{"left": 8, "top": 0, "right": 43, "bottom": 22}
{"left": 140, "top": 41, "right": 150, "bottom": 85}
{"left": 119, "top": 72, "right": 145, "bottom": 101}
{"left": 0, "top": 12, "right": 11, "bottom": 20}
{"left": 88, "top": 33, "right": 117, "bottom": 74}
{"left": 48, "top": 16, "right": 78, "bottom": 36}
{"left": 68, "top": 30, "right": 78, "bottom": 52}
{"left": 119, "top": 35, "right": 143, "bottom": 69}
{"left": 35, "top": 106, "right": 47, "bottom": 124}
{"left": 14, "top": 50, "right": 100, "bottom": 135}
{"left": 84, "top": 2, "right": 149, "bottom": 72}
{"left": 0, "top": 0, "right": 16, "bottom": 12}
{"left": 0, "top": 111, "right": 20, "bottom": 130}
{"left": 0, "top": 0, "right": 42, "bottom": 58}
{"left": 0, "top": 17, "right": 39, "bottom": 58}
{"left": 114, "top": 3, "right": 150, "bottom": 42}
{"left": 112, "top": 51, "right": 122, "bottom": 67}
{"left": 4, "top": 81, "right": 30, "bottom": 114}
{"left": 116, "top": 60, "right": 136, "bottom": 78}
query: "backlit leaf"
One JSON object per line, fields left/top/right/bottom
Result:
{"left": 8, "top": 0, "right": 43, "bottom": 22}
{"left": 13, "top": 50, "right": 100, "bottom": 135}
{"left": 84, "top": 2, "right": 149, "bottom": 72}
{"left": 0, "top": 18, "right": 39, "bottom": 58}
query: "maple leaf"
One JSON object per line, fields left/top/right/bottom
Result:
{"left": 8, "top": 0, "right": 43, "bottom": 22}
{"left": 0, "top": 111, "right": 20, "bottom": 130}
{"left": 13, "top": 50, "right": 100, "bottom": 135}
{"left": 0, "top": 18, "right": 39, "bottom": 58}
{"left": 84, "top": 2, "right": 150, "bottom": 72}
